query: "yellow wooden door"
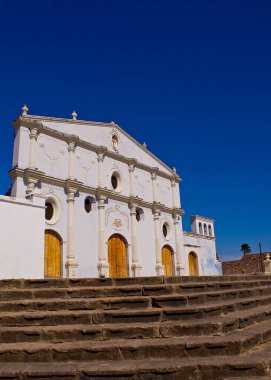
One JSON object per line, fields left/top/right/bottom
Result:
{"left": 44, "top": 230, "right": 61, "bottom": 278}
{"left": 108, "top": 235, "right": 127, "bottom": 277}
{"left": 189, "top": 252, "right": 198, "bottom": 276}
{"left": 162, "top": 246, "right": 173, "bottom": 276}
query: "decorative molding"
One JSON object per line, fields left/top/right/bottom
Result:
{"left": 9, "top": 168, "right": 183, "bottom": 216}
{"left": 14, "top": 116, "right": 181, "bottom": 182}
{"left": 105, "top": 204, "right": 129, "bottom": 230}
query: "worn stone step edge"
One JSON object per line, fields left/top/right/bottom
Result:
{"left": 0, "top": 353, "right": 269, "bottom": 379}
{"left": 2, "top": 291, "right": 271, "bottom": 326}
{"left": 2, "top": 280, "right": 271, "bottom": 303}
{"left": 0, "top": 321, "right": 271, "bottom": 362}
{"left": 1, "top": 303, "right": 271, "bottom": 343}
{"left": 1, "top": 275, "right": 271, "bottom": 290}
{"left": 2, "top": 285, "right": 271, "bottom": 312}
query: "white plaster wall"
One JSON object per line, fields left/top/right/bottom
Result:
{"left": 156, "top": 176, "right": 173, "bottom": 208}
{"left": 74, "top": 147, "right": 98, "bottom": 187}
{"left": 11, "top": 177, "right": 26, "bottom": 198}
{"left": 0, "top": 195, "right": 45, "bottom": 279}
{"left": 36, "top": 134, "right": 68, "bottom": 180}
{"left": 15, "top": 127, "right": 30, "bottom": 170}
{"left": 134, "top": 168, "right": 152, "bottom": 202}
{"left": 136, "top": 208, "right": 156, "bottom": 276}
{"left": 74, "top": 191, "right": 99, "bottom": 278}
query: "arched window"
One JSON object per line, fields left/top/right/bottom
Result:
{"left": 199, "top": 222, "right": 203, "bottom": 235}
{"left": 203, "top": 223, "right": 207, "bottom": 235}
{"left": 208, "top": 224, "right": 212, "bottom": 237}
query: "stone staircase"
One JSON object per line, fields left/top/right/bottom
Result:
{"left": 0, "top": 275, "right": 271, "bottom": 379}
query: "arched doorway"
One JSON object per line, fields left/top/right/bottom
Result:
{"left": 162, "top": 245, "right": 174, "bottom": 276}
{"left": 44, "top": 230, "right": 62, "bottom": 278}
{"left": 188, "top": 252, "right": 199, "bottom": 276}
{"left": 108, "top": 234, "right": 128, "bottom": 277}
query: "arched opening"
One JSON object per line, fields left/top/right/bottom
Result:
{"left": 188, "top": 252, "right": 199, "bottom": 276}
{"left": 162, "top": 245, "right": 174, "bottom": 276}
{"left": 44, "top": 230, "right": 62, "bottom": 278}
{"left": 108, "top": 234, "right": 128, "bottom": 277}
{"left": 199, "top": 222, "right": 203, "bottom": 235}
{"left": 203, "top": 223, "right": 207, "bottom": 235}
{"left": 208, "top": 224, "right": 212, "bottom": 237}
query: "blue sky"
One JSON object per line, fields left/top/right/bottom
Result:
{"left": 0, "top": 0, "right": 270, "bottom": 260}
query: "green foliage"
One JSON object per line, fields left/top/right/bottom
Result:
{"left": 240, "top": 243, "right": 252, "bottom": 255}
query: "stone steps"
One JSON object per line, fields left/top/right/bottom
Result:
{"left": 0, "top": 303, "right": 271, "bottom": 343}
{"left": 1, "top": 292, "right": 271, "bottom": 327}
{"left": 1, "top": 285, "right": 271, "bottom": 312}
{"left": 1, "top": 320, "right": 271, "bottom": 362}
{"left": 1, "top": 275, "right": 271, "bottom": 379}
{"left": 0, "top": 354, "right": 269, "bottom": 379}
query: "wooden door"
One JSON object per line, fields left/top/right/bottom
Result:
{"left": 44, "top": 230, "right": 62, "bottom": 278}
{"left": 108, "top": 235, "right": 127, "bottom": 277}
{"left": 188, "top": 252, "right": 198, "bottom": 276}
{"left": 162, "top": 246, "right": 174, "bottom": 276}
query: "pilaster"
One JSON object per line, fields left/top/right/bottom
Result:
{"left": 129, "top": 202, "right": 142, "bottom": 277}
{"left": 97, "top": 194, "right": 109, "bottom": 277}
{"left": 153, "top": 205, "right": 164, "bottom": 276}
{"left": 29, "top": 127, "right": 39, "bottom": 170}
{"left": 65, "top": 180, "right": 79, "bottom": 278}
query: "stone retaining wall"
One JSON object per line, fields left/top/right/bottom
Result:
{"left": 222, "top": 253, "right": 270, "bottom": 275}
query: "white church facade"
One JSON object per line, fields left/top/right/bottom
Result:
{"left": 0, "top": 106, "right": 221, "bottom": 279}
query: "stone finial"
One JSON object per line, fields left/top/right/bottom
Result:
{"left": 173, "top": 167, "right": 177, "bottom": 173}
{"left": 266, "top": 253, "right": 270, "bottom": 261}
{"left": 22, "top": 104, "right": 28, "bottom": 116}
{"left": 142, "top": 142, "right": 147, "bottom": 148}
{"left": 71, "top": 111, "right": 77, "bottom": 120}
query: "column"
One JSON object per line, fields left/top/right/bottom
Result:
{"left": 65, "top": 189, "right": 79, "bottom": 278}
{"left": 173, "top": 214, "right": 184, "bottom": 275}
{"left": 129, "top": 162, "right": 136, "bottom": 197}
{"left": 151, "top": 170, "right": 158, "bottom": 202}
{"left": 171, "top": 179, "right": 178, "bottom": 209}
{"left": 68, "top": 141, "right": 75, "bottom": 180}
{"left": 29, "top": 127, "right": 38, "bottom": 170}
{"left": 130, "top": 205, "right": 142, "bottom": 277}
{"left": 97, "top": 152, "right": 105, "bottom": 188}
{"left": 97, "top": 195, "right": 109, "bottom": 277}
{"left": 153, "top": 209, "right": 164, "bottom": 276}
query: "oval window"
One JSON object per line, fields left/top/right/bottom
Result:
{"left": 45, "top": 202, "right": 54, "bottom": 221}
{"left": 111, "top": 174, "right": 118, "bottom": 190}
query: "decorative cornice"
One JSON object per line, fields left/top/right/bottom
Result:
{"left": 13, "top": 116, "right": 181, "bottom": 182}
{"left": 9, "top": 168, "right": 183, "bottom": 216}
{"left": 183, "top": 231, "right": 215, "bottom": 240}
{"left": 190, "top": 215, "right": 215, "bottom": 223}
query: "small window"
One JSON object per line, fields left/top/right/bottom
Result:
{"left": 45, "top": 202, "right": 54, "bottom": 221}
{"left": 204, "top": 223, "right": 207, "bottom": 235}
{"left": 163, "top": 223, "right": 168, "bottom": 238}
{"left": 84, "top": 198, "right": 92, "bottom": 213}
{"left": 136, "top": 209, "right": 141, "bottom": 222}
{"left": 111, "top": 174, "right": 118, "bottom": 189}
